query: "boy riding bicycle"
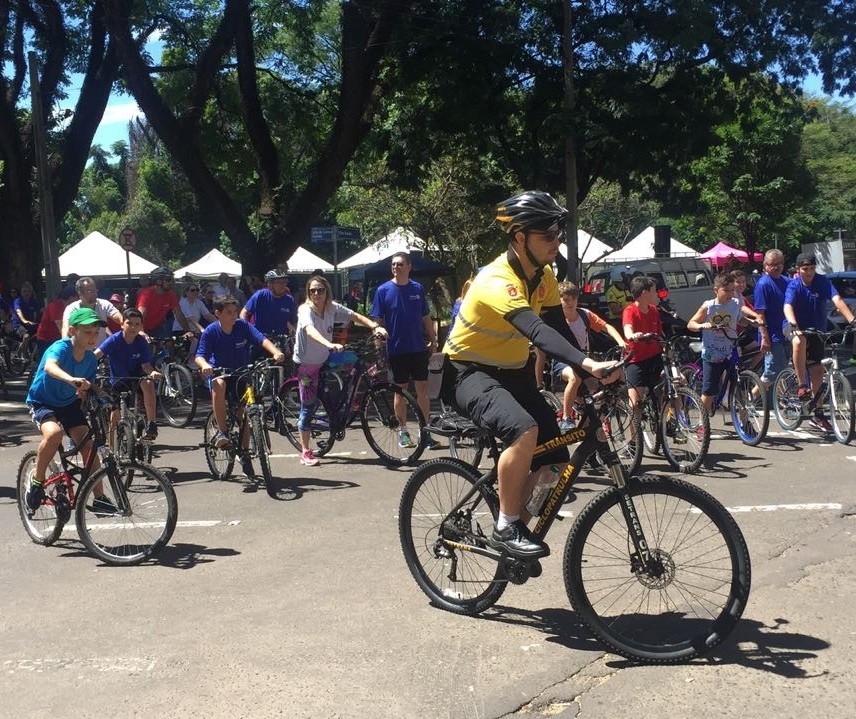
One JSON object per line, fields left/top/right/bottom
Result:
{"left": 94, "top": 307, "right": 163, "bottom": 442}
{"left": 25, "top": 307, "right": 113, "bottom": 515}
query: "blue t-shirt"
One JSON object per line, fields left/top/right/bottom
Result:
{"left": 98, "top": 332, "right": 153, "bottom": 379}
{"left": 196, "top": 319, "right": 266, "bottom": 369}
{"left": 26, "top": 338, "right": 98, "bottom": 408}
{"left": 783, "top": 274, "right": 838, "bottom": 330}
{"left": 753, "top": 273, "right": 790, "bottom": 343}
{"left": 243, "top": 289, "right": 296, "bottom": 334}
{"left": 370, "top": 279, "right": 429, "bottom": 356}
{"left": 12, "top": 296, "right": 42, "bottom": 328}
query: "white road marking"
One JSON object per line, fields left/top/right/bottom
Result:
{"left": 3, "top": 657, "right": 156, "bottom": 673}
{"left": 270, "top": 451, "right": 357, "bottom": 459}
{"left": 765, "top": 430, "right": 822, "bottom": 439}
{"left": 60, "top": 519, "right": 233, "bottom": 536}
{"left": 0, "top": 401, "right": 26, "bottom": 410}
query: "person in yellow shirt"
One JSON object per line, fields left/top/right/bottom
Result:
{"left": 444, "top": 191, "right": 619, "bottom": 560}
{"left": 604, "top": 274, "right": 632, "bottom": 328}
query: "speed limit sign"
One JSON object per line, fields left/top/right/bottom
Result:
{"left": 120, "top": 227, "right": 137, "bottom": 251}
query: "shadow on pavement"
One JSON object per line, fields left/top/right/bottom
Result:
{"left": 263, "top": 475, "right": 360, "bottom": 501}
{"left": 152, "top": 542, "right": 242, "bottom": 570}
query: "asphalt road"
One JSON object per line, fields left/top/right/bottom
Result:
{"left": 1, "top": 377, "right": 855, "bottom": 719}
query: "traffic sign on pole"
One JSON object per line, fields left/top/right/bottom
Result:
{"left": 120, "top": 227, "right": 137, "bottom": 251}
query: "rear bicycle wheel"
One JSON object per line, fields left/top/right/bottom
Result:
{"left": 362, "top": 383, "right": 425, "bottom": 466}
{"left": 17, "top": 451, "right": 67, "bottom": 546}
{"left": 773, "top": 367, "right": 803, "bottom": 431}
{"left": 274, "top": 378, "right": 335, "bottom": 456}
{"left": 563, "top": 474, "right": 751, "bottom": 663}
{"left": 114, "top": 420, "right": 136, "bottom": 466}
{"left": 76, "top": 462, "right": 178, "bottom": 565}
{"left": 660, "top": 387, "right": 709, "bottom": 474}
{"left": 448, "top": 428, "right": 487, "bottom": 468}
{"left": 603, "top": 396, "right": 643, "bottom": 476}
{"left": 399, "top": 458, "right": 506, "bottom": 614}
{"left": 641, "top": 396, "right": 661, "bottom": 456}
{"left": 730, "top": 370, "right": 769, "bottom": 446}
{"left": 159, "top": 363, "right": 197, "bottom": 428}
{"left": 829, "top": 370, "right": 855, "bottom": 444}
{"left": 250, "top": 413, "right": 274, "bottom": 487}
{"left": 203, "top": 411, "right": 236, "bottom": 480}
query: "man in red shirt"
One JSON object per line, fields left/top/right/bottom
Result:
{"left": 622, "top": 275, "right": 663, "bottom": 421}
{"left": 36, "top": 286, "right": 78, "bottom": 353}
{"left": 136, "top": 267, "right": 191, "bottom": 337}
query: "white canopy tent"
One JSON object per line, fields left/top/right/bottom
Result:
{"left": 286, "top": 246, "right": 335, "bottom": 272}
{"left": 560, "top": 230, "right": 614, "bottom": 264}
{"left": 174, "top": 248, "right": 242, "bottom": 279}
{"left": 602, "top": 226, "right": 698, "bottom": 262}
{"left": 56, "top": 231, "right": 158, "bottom": 277}
{"left": 338, "top": 227, "right": 422, "bottom": 269}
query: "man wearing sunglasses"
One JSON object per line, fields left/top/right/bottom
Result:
{"left": 754, "top": 248, "right": 790, "bottom": 389}
{"left": 443, "top": 191, "right": 619, "bottom": 559}
{"left": 784, "top": 252, "right": 856, "bottom": 433}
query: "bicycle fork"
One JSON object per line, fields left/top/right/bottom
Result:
{"left": 615, "top": 488, "right": 659, "bottom": 577}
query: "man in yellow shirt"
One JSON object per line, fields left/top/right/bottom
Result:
{"left": 444, "top": 191, "right": 618, "bottom": 559}
{"left": 605, "top": 274, "right": 632, "bottom": 328}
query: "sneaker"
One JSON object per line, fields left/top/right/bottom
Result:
{"left": 797, "top": 385, "right": 812, "bottom": 400}
{"left": 422, "top": 431, "right": 441, "bottom": 450}
{"left": 213, "top": 431, "right": 232, "bottom": 449}
{"left": 239, "top": 452, "right": 255, "bottom": 477}
{"left": 25, "top": 483, "right": 45, "bottom": 514}
{"left": 487, "top": 520, "right": 550, "bottom": 559}
{"left": 559, "top": 417, "right": 576, "bottom": 432}
{"left": 696, "top": 426, "right": 707, "bottom": 442}
{"left": 810, "top": 414, "right": 833, "bottom": 433}
{"left": 91, "top": 494, "right": 118, "bottom": 517}
{"left": 300, "top": 449, "right": 320, "bottom": 467}
{"left": 398, "top": 430, "right": 416, "bottom": 449}
{"left": 142, "top": 422, "right": 158, "bottom": 441}
{"left": 849, "top": 357, "right": 856, "bottom": 367}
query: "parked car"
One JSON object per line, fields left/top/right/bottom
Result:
{"left": 825, "top": 272, "right": 856, "bottom": 331}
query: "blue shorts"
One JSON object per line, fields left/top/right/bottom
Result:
{"left": 28, "top": 399, "right": 87, "bottom": 433}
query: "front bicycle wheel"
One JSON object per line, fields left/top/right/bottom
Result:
{"left": 203, "top": 411, "right": 236, "bottom": 480}
{"left": 563, "top": 474, "right": 751, "bottom": 663}
{"left": 773, "top": 367, "right": 803, "bottom": 431}
{"left": 159, "top": 363, "right": 197, "bottom": 428}
{"left": 829, "top": 370, "right": 855, "bottom": 444}
{"left": 660, "top": 387, "right": 709, "bottom": 474}
{"left": 250, "top": 413, "right": 274, "bottom": 487}
{"left": 17, "top": 451, "right": 68, "bottom": 546}
{"left": 76, "top": 462, "right": 178, "bottom": 565}
{"left": 362, "top": 383, "right": 425, "bottom": 466}
{"left": 730, "top": 370, "right": 769, "bottom": 446}
{"left": 399, "top": 458, "right": 506, "bottom": 615}
{"left": 274, "top": 378, "right": 335, "bottom": 456}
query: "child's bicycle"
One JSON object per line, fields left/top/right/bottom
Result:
{"left": 398, "top": 366, "right": 750, "bottom": 663}
{"left": 273, "top": 337, "right": 425, "bottom": 466}
{"left": 97, "top": 375, "right": 158, "bottom": 465}
{"left": 202, "top": 358, "right": 278, "bottom": 493}
{"left": 16, "top": 392, "right": 178, "bottom": 565}
{"left": 150, "top": 335, "right": 197, "bottom": 428}
{"left": 772, "top": 326, "right": 856, "bottom": 443}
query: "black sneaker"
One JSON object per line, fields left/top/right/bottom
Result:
{"left": 422, "top": 431, "right": 441, "bottom": 450}
{"left": 90, "top": 495, "right": 118, "bottom": 517}
{"left": 142, "top": 422, "right": 158, "bottom": 441}
{"left": 487, "top": 520, "right": 549, "bottom": 559}
{"left": 239, "top": 453, "right": 255, "bottom": 477}
{"left": 25, "top": 483, "right": 45, "bottom": 514}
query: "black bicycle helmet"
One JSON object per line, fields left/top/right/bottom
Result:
{"left": 264, "top": 268, "right": 288, "bottom": 282}
{"left": 150, "top": 266, "right": 173, "bottom": 280}
{"left": 495, "top": 191, "right": 567, "bottom": 234}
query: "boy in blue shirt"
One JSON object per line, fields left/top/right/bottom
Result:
{"left": 24, "top": 307, "right": 112, "bottom": 514}
{"left": 94, "top": 308, "right": 163, "bottom": 441}
{"left": 196, "top": 295, "right": 285, "bottom": 464}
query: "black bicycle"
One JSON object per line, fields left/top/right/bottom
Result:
{"left": 17, "top": 392, "right": 178, "bottom": 565}
{"left": 398, "top": 373, "right": 751, "bottom": 663}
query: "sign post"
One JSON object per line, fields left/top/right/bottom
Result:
{"left": 311, "top": 226, "right": 361, "bottom": 298}
{"left": 119, "top": 227, "right": 137, "bottom": 292}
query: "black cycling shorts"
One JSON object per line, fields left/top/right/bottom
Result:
{"left": 784, "top": 326, "right": 825, "bottom": 364}
{"left": 389, "top": 350, "right": 429, "bottom": 383}
{"left": 625, "top": 355, "right": 664, "bottom": 392}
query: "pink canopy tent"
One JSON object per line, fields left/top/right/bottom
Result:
{"left": 700, "top": 241, "right": 763, "bottom": 268}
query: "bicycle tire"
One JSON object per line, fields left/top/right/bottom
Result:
{"left": 8, "top": 351, "right": 26, "bottom": 376}
{"left": 203, "top": 411, "right": 236, "bottom": 480}
{"left": 680, "top": 364, "right": 702, "bottom": 396}
{"left": 250, "top": 414, "right": 274, "bottom": 488}
{"left": 563, "top": 473, "right": 751, "bottom": 663}
{"left": 114, "top": 419, "right": 136, "bottom": 466}
{"left": 603, "top": 395, "right": 643, "bottom": 477}
{"left": 730, "top": 370, "right": 769, "bottom": 446}
{"left": 16, "top": 451, "right": 67, "bottom": 546}
{"left": 660, "top": 386, "right": 709, "bottom": 474}
{"left": 159, "top": 363, "right": 197, "bottom": 428}
{"left": 829, "top": 369, "right": 855, "bottom": 444}
{"left": 641, "top": 397, "right": 661, "bottom": 456}
{"left": 448, "top": 429, "right": 486, "bottom": 468}
{"left": 772, "top": 367, "right": 803, "bottom": 431}
{"left": 399, "top": 458, "right": 506, "bottom": 614}
{"left": 275, "top": 378, "right": 336, "bottom": 457}
{"left": 76, "top": 462, "right": 178, "bottom": 565}
{"left": 362, "top": 383, "right": 425, "bottom": 466}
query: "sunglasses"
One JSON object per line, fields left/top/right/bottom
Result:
{"left": 799, "top": 263, "right": 816, "bottom": 268}
{"left": 309, "top": 287, "right": 327, "bottom": 294}
{"left": 188, "top": 288, "right": 199, "bottom": 292}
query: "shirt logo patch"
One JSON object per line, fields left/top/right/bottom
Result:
{"left": 537, "top": 286, "right": 546, "bottom": 300}
{"left": 506, "top": 284, "right": 518, "bottom": 298}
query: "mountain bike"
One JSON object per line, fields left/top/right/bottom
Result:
{"left": 398, "top": 371, "right": 751, "bottom": 663}
{"left": 150, "top": 336, "right": 197, "bottom": 428}
{"left": 273, "top": 337, "right": 425, "bottom": 466}
{"left": 17, "top": 392, "right": 178, "bottom": 565}
{"left": 202, "top": 359, "right": 278, "bottom": 493}
{"left": 772, "top": 327, "right": 855, "bottom": 443}
{"left": 97, "top": 375, "right": 157, "bottom": 465}
{"left": 678, "top": 328, "right": 769, "bottom": 446}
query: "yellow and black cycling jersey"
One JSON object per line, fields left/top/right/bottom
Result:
{"left": 445, "top": 250, "right": 560, "bottom": 369}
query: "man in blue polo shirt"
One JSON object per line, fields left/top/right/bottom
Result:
{"left": 370, "top": 252, "right": 438, "bottom": 449}
{"left": 753, "top": 248, "right": 790, "bottom": 389}
{"left": 784, "top": 252, "right": 855, "bottom": 432}
{"left": 240, "top": 268, "right": 296, "bottom": 339}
